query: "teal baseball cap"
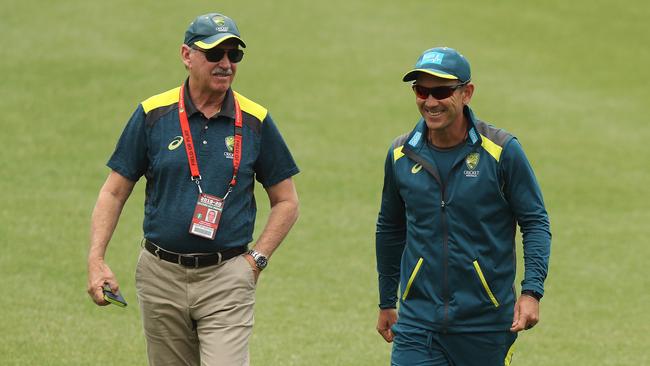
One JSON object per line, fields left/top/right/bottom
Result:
{"left": 184, "top": 13, "right": 246, "bottom": 49}
{"left": 402, "top": 47, "right": 470, "bottom": 83}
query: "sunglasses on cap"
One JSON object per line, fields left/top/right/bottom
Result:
{"left": 412, "top": 81, "right": 468, "bottom": 100}
{"left": 192, "top": 46, "right": 244, "bottom": 63}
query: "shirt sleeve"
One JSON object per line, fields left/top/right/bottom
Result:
{"left": 500, "top": 138, "right": 551, "bottom": 296}
{"left": 106, "top": 104, "right": 149, "bottom": 181}
{"left": 375, "top": 147, "right": 407, "bottom": 308}
{"left": 254, "top": 113, "right": 300, "bottom": 187}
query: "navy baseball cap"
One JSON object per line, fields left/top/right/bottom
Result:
{"left": 184, "top": 13, "right": 246, "bottom": 49}
{"left": 402, "top": 47, "right": 471, "bottom": 83}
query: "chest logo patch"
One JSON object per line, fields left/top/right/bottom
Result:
{"left": 225, "top": 136, "right": 234, "bottom": 152}
{"left": 411, "top": 163, "right": 423, "bottom": 174}
{"left": 224, "top": 135, "right": 234, "bottom": 159}
{"left": 464, "top": 152, "right": 480, "bottom": 177}
{"left": 168, "top": 136, "right": 183, "bottom": 151}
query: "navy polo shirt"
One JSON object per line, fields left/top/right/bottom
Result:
{"left": 107, "top": 80, "right": 299, "bottom": 253}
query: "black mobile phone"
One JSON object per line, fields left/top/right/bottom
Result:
{"left": 102, "top": 283, "right": 127, "bottom": 307}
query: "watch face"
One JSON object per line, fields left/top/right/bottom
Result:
{"left": 256, "top": 256, "right": 268, "bottom": 269}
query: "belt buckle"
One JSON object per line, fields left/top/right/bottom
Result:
{"left": 177, "top": 254, "right": 200, "bottom": 268}
{"left": 176, "top": 254, "right": 196, "bottom": 268}
{"left": 216, "top": 252, "right": 223, "bottom": 265}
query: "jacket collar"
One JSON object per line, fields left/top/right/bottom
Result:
{"left": 402, "top": 105, "right": 482, "bottom": 154}
{"left": 183, "top": 78, "right": 236, "bottom": 120}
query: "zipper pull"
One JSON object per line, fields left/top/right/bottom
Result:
{"left": 441, "top": 200, "right": 446, "bottom": 209}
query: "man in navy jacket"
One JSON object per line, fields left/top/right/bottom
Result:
{"left": 375, "top": 47, "right": 551, "bottom": 366}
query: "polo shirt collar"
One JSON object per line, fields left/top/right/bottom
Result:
{"left": 182, "top": 78, "right": 236, "bottom": 120}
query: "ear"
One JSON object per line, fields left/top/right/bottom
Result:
{"left": 180, "top": 45, "right": 192, "bottom": 69}
{"left": 462, "top": 83, "right": 475, "bottom": 105}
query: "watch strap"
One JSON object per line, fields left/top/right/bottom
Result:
{"left": 521, "top": 290, "right": 543, "bottom": 301}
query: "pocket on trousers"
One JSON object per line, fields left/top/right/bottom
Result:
{"left": 472, "top": 260, "right": 500, "bottom": 308}
{"left": 237, "top": 255, "right": 257, "bottom": 288}
{"left": 402, "top": 258, "right": 424, "bottom": 301}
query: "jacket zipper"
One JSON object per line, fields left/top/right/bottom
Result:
{"left": 402, "top": 144, "right": 479, "bottom": 332}
{"left": 441, "top": 153, "right": 471, "bottom": 332}
{"left": 441, "top": 189, "right": 448, "bottom": 332}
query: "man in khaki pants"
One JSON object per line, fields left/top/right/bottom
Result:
{"left": 87, "top": 12, "right": 299, "bottom": 365}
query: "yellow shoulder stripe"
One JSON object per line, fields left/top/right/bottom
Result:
{"left": 141, "top": 87, "right": 181, "bottom": 114}
{"left": 480, "top": 134, "right": 503, "bottom": 162}
{"left": 234, "top": 91, "right": 268, "bottom": 122}
{"left": 393, "top": 146, "right": 405, "bottom": 162}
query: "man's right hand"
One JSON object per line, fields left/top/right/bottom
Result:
{"left": 376, "top": 308, "right": 398, "bottom": 343}
{"left": 87, "top": 258, "right": 118, "bottom": 306}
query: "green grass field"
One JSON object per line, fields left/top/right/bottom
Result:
{"left": 1, "top": 0, "right": 648, "bottom": 364}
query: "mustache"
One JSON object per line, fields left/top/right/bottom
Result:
{"left": 211, "top": 68, "right": 233, "bottom": 76}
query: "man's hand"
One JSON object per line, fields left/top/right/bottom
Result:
{"left": 510, "top": 294, "right": 540, "bottom": 332}
{"left": 243, "top": 254, "right": 261, "bottom": 283}
{"left": 376, "top": 308, "right": 398, "bottom": 342}
{"left": 87, "top": 259, "right": 118, "bottom": 306}
{"left": 87, "top": 171, "right": 134, "bottom": 306}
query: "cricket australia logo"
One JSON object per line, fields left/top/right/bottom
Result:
{"left": 213, "top": 16, "right": 229, "bottom": 32}
{"left": 464, "top": 152, "right": 480, "bottom": 177}
{"left": 168, "top": 136, "right": 183, "bottom": 151}
{"left": 224, "top": 136, "right": 234, "bottom": 159}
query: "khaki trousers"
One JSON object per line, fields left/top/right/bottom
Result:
{"left": 135, "top": 249, "right": 256, "bottom": 366}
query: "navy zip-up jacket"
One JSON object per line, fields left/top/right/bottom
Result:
{"left": 376, "top": 106, "right": 551, "bottom": 333}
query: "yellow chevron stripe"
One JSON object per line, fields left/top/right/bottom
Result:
{"left": 473, "top": 260, "right": 500, "bottom": 307}
{"left": 234, "top": 91, "right": 268, "bottom": 122}
{"left": 141, "top": 87, "right": 181, "bottom": 114}
{"left": 480, "top": 134, "right": 503, "bottom": 162}
{"left": 402, "top": 258, "right": 423, "bottom": 300}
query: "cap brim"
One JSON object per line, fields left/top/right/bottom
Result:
{"left": 402, "top": 69, "right": 458, "bottom": 82}
{"left": 194, "top": 34, "right": 246, "bottom": 49}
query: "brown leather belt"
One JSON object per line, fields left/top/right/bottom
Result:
{"left": 144, "top": 239, "right": 246, "bottom": 268}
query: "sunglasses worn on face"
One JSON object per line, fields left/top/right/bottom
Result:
{"left": 412, "top": 82, "right": 468, "bottom": 100}
{"left": 192, "top": 47, "right": 244, "bottom": 63}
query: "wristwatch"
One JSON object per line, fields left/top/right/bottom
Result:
{"left": 247, "top": 249, "right": 268, "bottom": 270}
{"left": 521, "top": 290, "right": 543, "bottom": 301}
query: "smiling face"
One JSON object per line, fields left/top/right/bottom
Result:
{"left": 414, "top": 73, "right": 474, "bottom": 137}
{"left": 181, "top": 39, "right": 240, "bottom": 97}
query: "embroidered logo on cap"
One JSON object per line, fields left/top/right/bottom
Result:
{"left": 422, "top": 52, "right": 445, "bottom": 65}
{"left": 212, "top": 16, "right": 229, "bottom": 32}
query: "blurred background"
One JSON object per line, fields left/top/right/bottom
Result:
{"left": 1, "top": 0, "right": 648, "bottom": 364}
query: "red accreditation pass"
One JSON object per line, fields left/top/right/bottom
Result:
{"left": 189, "top": 193, "right": 224, "bottom": 239}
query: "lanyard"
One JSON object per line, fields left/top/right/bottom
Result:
{"left": 178, "top": 84, "right": 243, "bottom": 197}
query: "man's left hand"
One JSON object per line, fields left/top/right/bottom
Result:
{"left": 510, "top": 294, "right": 540, "bottom": 332}
{"left": 243, "top": 254, "right": 261, "bottom": 283}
